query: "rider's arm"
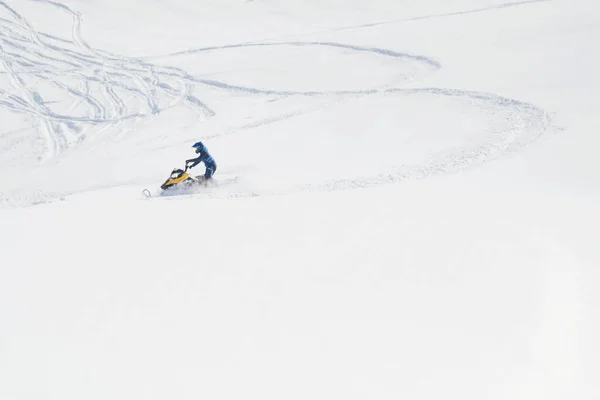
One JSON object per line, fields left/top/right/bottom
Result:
{"left": 186, "top": 157, "right": 201, "bottom": 168}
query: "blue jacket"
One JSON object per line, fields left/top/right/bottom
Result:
{"left": 186, "top": 147, "right": 216, "bottom": 169}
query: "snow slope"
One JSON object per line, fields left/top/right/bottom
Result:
{"left": 1, "top": 0, "right": 599, "bottom": 399}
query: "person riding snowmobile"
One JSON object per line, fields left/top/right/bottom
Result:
{"left": 185, "top": 141, "right": 217, "bottom": 181}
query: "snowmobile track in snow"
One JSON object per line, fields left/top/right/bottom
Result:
{"left": 0, "top": 0, "right": 554, "bottom": 205}
{"left": 158, "top": 87, "right": 551, "bottom": 201}
{"left": 0, "top": 0, "right": 214, "bottom": 162}
{"left": 142, "top": 41, "right": 552, "bottom": 199}
{"left": 156, "top": 41, "right": 441, "bottom": 96}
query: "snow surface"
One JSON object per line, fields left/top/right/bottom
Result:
{"left": 1, "top": 0, "right": 599, "bottom": 399}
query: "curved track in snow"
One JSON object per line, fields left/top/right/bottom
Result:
{"left": 145, "top": 42, "right": 551, "bottom": 199}
{"left": 0, "top": 0, "right": 553, "bottom": 205}
{"left": 156, "top": 87, "right": 550, "bottom": 201}
{"left": 158, "top": 41, "right": 441, "bottom": 95}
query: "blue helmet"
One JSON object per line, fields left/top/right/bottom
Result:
{"left": 192, "top": 141, "right": 205, "bottom": 154}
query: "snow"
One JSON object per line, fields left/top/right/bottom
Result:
{"left": 1, "top": 0, "right": 599, "bottom": 399}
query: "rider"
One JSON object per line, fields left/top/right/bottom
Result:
{"left": 185, "top": 141, "right": 217, "bottom": 181}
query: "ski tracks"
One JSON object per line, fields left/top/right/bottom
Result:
{"left": 0, "top": 0, "right": 214, "bottom": 161}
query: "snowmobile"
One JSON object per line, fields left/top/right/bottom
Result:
{"left": 142, "top": 166, "right": 207, "bottom": 197}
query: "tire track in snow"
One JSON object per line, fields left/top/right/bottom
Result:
{"left": 38, "top": 0, "right": 152, "bottom": 124}
{"left": 0, "top": 1, "right": 97, "bottom": 156}
{"left": 40, "top": 0, "right": 123, "bottom": 132}
{"left": 129, "top": 22, "right": 554, "bottom": 199}
{"left": 138, "top": 0, "right": 551, "bottom": 54}
{"left": 103, "top": 76, "right": 126, "bottom": 121}
{"left": 38, "top": 0, "right": 210, "bottom": 120}
{"left": 0, "top": 1, "right": 62, "bottom": 159}
{"left": 0, "top": 44, "right": 59, "bottom": 159}
{"left": 212, "top": 0, "right": 553, "bottom": 42}
{"left": 0, "top": 0, "right": 554, "bottom": 205}
{"left": 0, "top": 0, "right": 217, "bottom": 163}
{"left": 0, "top": 1, "right": 43, "bottom": 46}
{"left": 144, "top": 39, "right": 437, "bottom": 147}
{"left": 340, "top": 0, "right": 553, "bottom": 31}
{"left": 149, "top": 42, "right": 440, "bottom": 96}
{"left": 158, "top": 88, "right": 551, "bottom": 200}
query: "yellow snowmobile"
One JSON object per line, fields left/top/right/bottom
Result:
{"left": 142, "top": 166, "right": 207, "bottom": 197}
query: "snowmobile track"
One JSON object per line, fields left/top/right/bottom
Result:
{"left": 0, "top": 0, "right": 215, "bottom": 162}
{"left": 0, "top": 0, "right": 555, "bottom": 207}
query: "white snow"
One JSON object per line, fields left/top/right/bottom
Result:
{"left": 0, "top": 0, "right": 599, "bottom": 399}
